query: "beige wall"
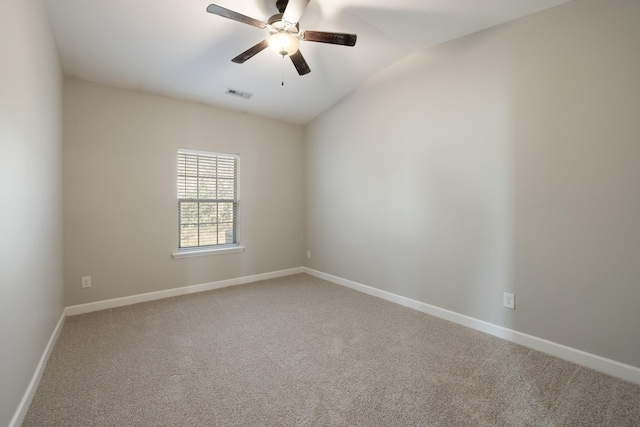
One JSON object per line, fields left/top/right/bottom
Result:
{"left": 64, "top": 79, "right": 305, "bottom": 306}
{"left": 0, "top": 0, "right": 64, "bottom": 425}
{"left": 305, "top": 0, "right": 640, "bottom": 368}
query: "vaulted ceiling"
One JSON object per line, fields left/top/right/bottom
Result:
{"left": 44, "top": 0, "right": 569, "bottom": 124}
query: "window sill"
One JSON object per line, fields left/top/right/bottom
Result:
{"left": 172, "top": 246, "right": 245, "bottom": 259}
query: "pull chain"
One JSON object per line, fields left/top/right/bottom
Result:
{"left": 281, "top": 55, "right": 285, "bottom": 86}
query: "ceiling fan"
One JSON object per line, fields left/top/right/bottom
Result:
{"left": 206, "top": 0, "right": 357, "bottom": 76}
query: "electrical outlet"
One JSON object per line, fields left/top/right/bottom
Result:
{"left": 503, "top": 292, "right": 515, "bottom": 309}
{"left": 306, "top": 250, "right": 311, "bottom": 259}
{"left": 81, "top": 276, "right": 92, "bottom": 288}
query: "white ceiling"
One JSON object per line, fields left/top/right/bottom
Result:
{"left": 44, "top": 0, "right": 569, "bottom": 125}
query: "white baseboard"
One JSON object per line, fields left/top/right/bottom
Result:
{"left": 303, "top": 267, "right": 640, "bottom": 385}
{"left": 9, "top": 310, "right": 66, "bottom": 427}
{"left": 13, "top": 264, "right": 639, "bottom": 427}
{"left": 66, "top": 267, "right": 304, "bottom": 316}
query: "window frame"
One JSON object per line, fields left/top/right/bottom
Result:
{"left": 172, "top": 148, "right": 244, "bottom": 259}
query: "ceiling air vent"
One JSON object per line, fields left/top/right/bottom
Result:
{"left": 225, "top": 88, "right": 253, "bottom": 100}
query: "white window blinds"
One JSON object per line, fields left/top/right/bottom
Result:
{"left": 177, "top": 149, "right": 239, "bottom": 249}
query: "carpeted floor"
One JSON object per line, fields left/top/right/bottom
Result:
{"left": 24, "top": 274, "right": 640, "bottom": 426}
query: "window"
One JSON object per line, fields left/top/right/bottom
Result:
{"left": 176, "top": 148, "right": 240, "bottom": 254}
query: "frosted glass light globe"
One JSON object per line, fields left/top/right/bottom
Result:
{"left": 268, "top": 31, "right": 299, "bottom": 56}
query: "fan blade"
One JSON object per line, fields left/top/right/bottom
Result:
{"left": 283, "top": 0, "right": 310, "bottom": 24}
{"left": 301, "top": 31, "right": 357, "bottom": 46}
{"left": 290, "top": 50, "right": 311, "bottom": 75}
{"left": 206, "top": 4, "right": 268, "bottom": 29}
{"left": 231, "top": 40, "right": 269, "bottom": 64}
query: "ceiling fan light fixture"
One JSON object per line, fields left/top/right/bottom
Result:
{"left": 206, "top": 2, "right": 357, "bottom": 75}
{"left": 268, "top": 31, "right": 299, "bottom": 57}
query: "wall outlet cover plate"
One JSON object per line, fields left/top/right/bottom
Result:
{"left": 503, "top": 292, "right": 515, "bottom": 309}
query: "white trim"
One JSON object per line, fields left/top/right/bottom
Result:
{"left": 303, "top": 267, "right": 640, "bottom": 385}
{"left": 177, "top": 147, "right": 239, "bottom": 158}
{"left": 66, "top": 267, "right": 304, "bottom": 316}
{"left": 9, "top": 310, "right": 66, "bottom": 427}
{"left": 14, "top": 265, "right": 639, "bottom": 427}
{"left": 172, "top": 245, "right": 245, "bottom": 259}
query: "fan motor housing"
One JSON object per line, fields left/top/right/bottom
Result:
{"left": 268, "top": 13, "right": 298, "bottom": 33}
{"left": 268, "top": 13, "right": 285, "bottom": 26}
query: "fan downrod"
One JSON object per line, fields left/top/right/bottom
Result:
{"left": 276, "top": 0, "right": 289, "bottom": 14}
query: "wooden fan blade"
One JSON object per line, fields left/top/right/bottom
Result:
{"left": 290, "top": 50, "right": 311, "bottom": 75}
{"left": 206, "top": 4, "right": 268, "bottom": 29}
{"left": 232, "top": 40, "right": 269, "bottom": 64}
{"left": 301, "top": 30, "right": 357, "bottom": 46}
{"left": 283, "top": 0, "right": 310, "bottom": 24}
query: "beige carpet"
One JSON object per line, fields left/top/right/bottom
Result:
{"left": 24, "top": 274, "right": 640, "bottom": 426}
